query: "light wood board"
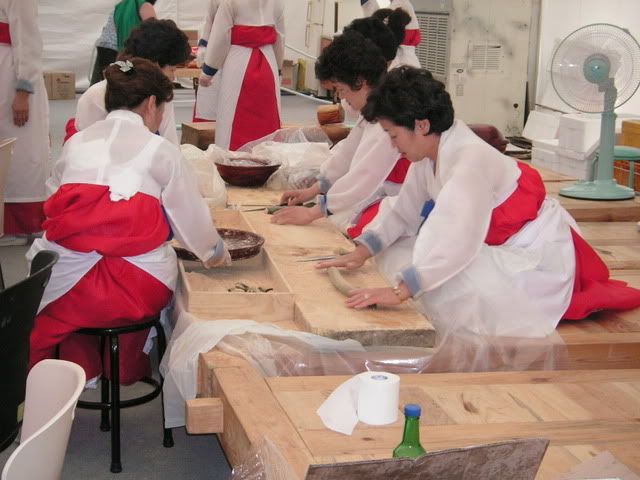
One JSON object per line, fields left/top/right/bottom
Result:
{"left": 547, "top": 182, "right": 640, "bottom": 222}
{"left": 207, "top": 360, "right": 640, "bottom": 479}
{"left": 524, "top": 162, "right": 577, "bottom": 183}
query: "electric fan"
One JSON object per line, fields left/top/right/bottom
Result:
{"left": 550, "top": 23, "right": 640, "bottom": 200}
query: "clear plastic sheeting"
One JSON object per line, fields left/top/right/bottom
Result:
{"left": 237, "top": 127, "right": 332, "bottom": 190}
{"left": 230, "top": 437, "right": 297, "bottom": 480}
{"left": 180, "top": 144, "right": 227, "bottom": 208}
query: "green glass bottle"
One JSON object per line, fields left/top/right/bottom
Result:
{"left": 392, "top": 404, "right": 427, "bottom": 458}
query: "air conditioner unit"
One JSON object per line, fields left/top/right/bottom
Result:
{"left": 413, "top": 0, "right": 534, "bottom": 135}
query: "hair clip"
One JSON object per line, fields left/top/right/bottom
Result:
{"left": 111, "top": 60, "right": 134, "bottom": 73}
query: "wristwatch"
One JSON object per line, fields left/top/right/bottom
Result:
{"left": 393, "top": 285, "right": 407, "bottom": 301}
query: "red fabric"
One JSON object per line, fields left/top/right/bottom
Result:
{"left": 482, "top": 161, "right": 640, "bottom": 320}
{"left": 43, "top": 184, "right": 170, "bottom": 257}
{"left": 346, "top": 157, "right": 412, "bottom": 238}
{"left": 563, "top": 228, "right": 640, "bottom": 319}
{"left": 229, "top": 25, "right": 280, "bottom": 150}
{"left": 4, "top": 202, "right": 45, "bottom": 235}
{"left": 230, "top": 25, "right": 277, "bottom": 48}
{"left": 63, "top": 118, "right": 78, "bottom": 144}
{"left": 0, "top": 22, "right": 10, "bottom": 45}
{"left": 402, "top": 29, "right": 421, "bottom": 47}
{"left": 29, "top": 257, "right": 172, "bottom": 385}
{"left": 485, "top": 162, "right": 545, "bottom": 245}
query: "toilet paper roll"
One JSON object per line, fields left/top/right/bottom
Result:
{"left": 356, "top": 372, "right": 400, "bottom": 425}
{"left": 317, "top": 371, "right": 400, "bottom": 435}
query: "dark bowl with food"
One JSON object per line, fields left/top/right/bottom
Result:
{"left": 173, "top": 228, "right": 265, "bottom": 262}
{"left": 214, "top": 161, "right": 280, "bottom": 187}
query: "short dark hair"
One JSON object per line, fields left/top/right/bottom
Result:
{"left": 362, "top": 66, "right": 454, "bottom": 134}
{"left": 315, "top": 31, "right": 388, "bottom": 90}
{"left": 123, "top": 18, "right": 190, "bottom": 67}
{"left": 104, "top": 56, "right": 174, "bottom": 112}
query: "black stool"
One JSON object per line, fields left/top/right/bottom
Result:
{"left": 76, "top": 315, "right": 174, "bottom": 473}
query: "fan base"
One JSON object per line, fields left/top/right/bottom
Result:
{"left": 559, "top": 179, "right": 635, "bottom": 200}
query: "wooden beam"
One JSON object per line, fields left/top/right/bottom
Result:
{"left": 185, "top": 398, "right": 223, "bottom": 434}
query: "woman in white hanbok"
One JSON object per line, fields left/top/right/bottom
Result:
{"left": 28, "top": 58, "right": 229, "bottom": 384}
{"left": 318, "top": 67, "right": 640, "bottom": 338}
{"left": 199, "top": 0, "right": 285, "bottom": 150}
{"left": 0, "top": 0, "right": 49, "bottom": 242}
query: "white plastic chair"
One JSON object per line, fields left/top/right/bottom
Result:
{"left": 1, "top": 359, "right": 86, "bottom": 480}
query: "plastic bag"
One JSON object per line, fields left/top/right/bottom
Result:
{"left": 180, "top": 144, "right": 227, "bottom": 208}
{"left": 231, "top": 437, "right": 297, "bottom": 480}
{"left": 238, "top": 127, "right": 332, "bottom": 190}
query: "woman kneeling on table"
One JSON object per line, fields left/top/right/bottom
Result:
{"left": 318, "top": 66, "right": 640, "bottom": 338}
{"left": 28, "top": 57, "right": 230, "bottom": 384}
{"left": 272, "top": 23, "right": 412, "bottom": 238}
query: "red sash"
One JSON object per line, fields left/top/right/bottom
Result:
{"left": 402, "top": 29, "right": 421, "bottom": 47}
{"left": 0, "top": 22, "right": 11, "bottom": 45}
{"left": 229, "top": 25, "right": 280, "bottom": 150}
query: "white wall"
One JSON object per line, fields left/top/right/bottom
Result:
{"left": 535, "top": 0, "right": 640, "bottom": 115}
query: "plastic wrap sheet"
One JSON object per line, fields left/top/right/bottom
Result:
{"left": 180, "top": 144, "right": 227, "bottom": 208}
{"left": 231, "top": 437, "right": 297, "bottom": 480}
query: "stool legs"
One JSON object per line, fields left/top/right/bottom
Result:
{"left": 99, "top": 337, "right": 110, "bottom": 432}
{"left": 109, "top": 334, "right": 122, "bottom": 473}
{"left": 155, "top": 324, "right": 174, "bottom": 448}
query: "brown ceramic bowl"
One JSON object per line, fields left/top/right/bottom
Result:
{"left": 214, "top": 161, "right": 280, "bottom": 187}
{"left": 173, "top": 228, "right": 265, "bottom": 262}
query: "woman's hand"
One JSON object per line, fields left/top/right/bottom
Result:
{"left": 12, "top": 91, "right": 30, "bottom": 127}
{"left": 271, "top": 204, "right": 322, "bottom": 225}
{"left": 280, "top": 183, "right": 320, "bottom": 206}
{"left": 199, "top": 74, "right": 213, "bottom": 87}
{"left": 316, "top": 244, "right": 371, "bottom": 270}
{"left": 345, "top": 287, "right": 404, "bottom": 309}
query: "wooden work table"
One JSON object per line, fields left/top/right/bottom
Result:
{"left": 198, "top": 355, "right": 640, "bottom": 479}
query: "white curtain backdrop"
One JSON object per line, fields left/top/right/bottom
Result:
{"left": 37, "top": 0, "right": 208, "bottom": 90}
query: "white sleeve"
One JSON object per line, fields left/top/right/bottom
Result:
{"left": 357, "top": 161, "right": 429, "bottom": 253}
{"left": 317, "top": 118, "right": 365, "bottom": 192}
{"left": 396, "top": 145, "right": 505, "bottom": 296}
{"left": 7, "top": 0, "right": 42, "bottom": 92}
{"left": 200, "top": 0, "right": 220, "bottom": 44}
{"left": 203, "top": 0, "right": 233, "bottom": 72}
{"left": 361, "top": 0, "right": 381, "bottom": 16}
{"left": 75, "top": 83, "right": 107, "bottom": 131}
{"left": 322, "top": 122, "right": 399, "bottom": 216}
{"left": 158, "top": 101, "right": 179, "bottom": 145}
{"left": 274, "top": 4, "right": 285, "bottom": 70}
{"left": 159, "top": 145, "right": 224, "bottom": 262}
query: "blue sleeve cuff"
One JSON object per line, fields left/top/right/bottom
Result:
{"left": 356, "top": 231, "right": 385, "bottom": 255}
{"left": 16, "top": 79, "right": 34, "bottom": 93}
{"left": 202, "top": 64, "right": 218, "bottom": 76}
{"left": 317, "top": 175, "right": 332, "bottom": 194}
{"left": 398, "top": 265, "right": 422, "bottom": 296}
{"left": 318, "top": 194, "right": 330, "bottom": 216}
{"left": 360, "top": 0, "right": 368, "bottom": 4}
{"left": 198, "top": 39, "right": 208, "bottom": 47}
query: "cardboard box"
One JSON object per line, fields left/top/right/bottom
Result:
{"left": 181, "top": 122, "right": 216, "bottom": 150}
{"left": 43, "top": 71, "right": 75, "bottom": 100}
{"left": 280, "top": 60, "right": 298, "bottom": 89}
{"left": 182, "top": 29, "right": 199, "bottom": 48}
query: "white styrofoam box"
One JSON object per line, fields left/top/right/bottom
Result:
{"left": 558, "top": 114, "right": 601, "bottom": 154}
{"left": 532, "top": 138, "right": 559, "bottom": 152}
{"left": 555, "top": 147, "right": 596, "bottom": 181}
{"left": 523, "top": 110, "right": 561, "bottom": 141}
{"left": 532, "top": 146, "right": 559, "bottom": 172}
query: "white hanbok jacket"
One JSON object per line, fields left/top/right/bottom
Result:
{"left": 358, "top": 120, "right": 577, "bottom": 338}
{"left": 194, "top": 0, "right": 221, "bottom": 120}
{"left": 0, "top": 0, "right": 49, "bottom": 203}
{"left": 317, "top": 116, "right": 401, "bottom": 231}
{"left": 76, "top": 80, "right": 179, "bottom": 145}
{"left": 28, "top": 110, "right": 224, "bottom": 312}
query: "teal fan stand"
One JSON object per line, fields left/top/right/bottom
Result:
{"left": 551, "top": 23, "right": 640, "bottom": 200}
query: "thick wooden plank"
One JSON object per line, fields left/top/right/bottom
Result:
{"left": 240, "top": 210, "right": 434, "bottom": 347}
{"left": 577, "top": 222, "right": 640, "bottom": 247}
{"left": 547, "top": 181, "right": 640, "bottom": 222}
{"left": 185, "top": 397, "right": 223, "bottom": 434}
{"left": 263, "top": 370, "right": 640, "bottom": 477}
